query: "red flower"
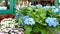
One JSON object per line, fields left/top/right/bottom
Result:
{"left": 0, "top": 14, "right": 15, "bottom": 21}
{"left": 3, "top": 14, "right": 15, "bottom": 19}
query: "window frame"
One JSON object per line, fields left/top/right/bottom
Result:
{"left": 0, "top": 0, "right": 16, "bottom": 14}
{"left": 55, "top": 0, "right": 58, "bottom": 8}
{"left": 0, "top": 0, "right": 59, "bottom": 14}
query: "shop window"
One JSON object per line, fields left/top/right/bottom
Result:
{"left": 0, "top": 0, "right": 10, "bottom": 10}
{"left": 31, "top": 0, "right": 54, "bottom": 6}
{"left": 59, "top": 0, "right": 60, "bottom": 9}
{"left": 0, "top": 0, "right": 16, "bottom": 14}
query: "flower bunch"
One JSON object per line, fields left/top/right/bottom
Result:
{"left": 15, "top": 14, "right": 35, "bottom": 25}
{"left": 0, "top": 28, "right": 24, "bottom": 34}
{"left": 23, "top": 16, "right": 35, "bottom": 25}
{"left": 16, "top": 5, "right": 59, "bottom": 34}
{"left": 15, "top": 14, "right": 23, "bottom": 18}
{"left": 36, "top": 4, "right": 42, "bottom": 8}
{"left": 43, "top": 6, "right": 51, "bottom": 10}
{"left": 51, "top": 6, "right": 59, "bottom": 13}
{"left": 0, "top": 14, "right": 15, "bottom": 21}
{"left": 45, "top": 17, "right": 58, "bottom": 27}
{"left": 2, "top": 14, "right": 15, "bottom": 19}
{"left": 0, "top": 18, "right": 16, "bottom": 31}
{"left": 29, "top": 5, "right": 36, "bottom": 8}
{"left": 43, "top": 6, "right": 59, "bottom": 13}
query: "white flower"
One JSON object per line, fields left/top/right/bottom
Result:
{"left": 12, "top": 19, "right": 16, "bottom": 22}
{"left": 11, "top": 33, "right": 15, "bottom": 34}
{"left": 9, "top": 24, "right": 14, "bottom": 28}
{"left": 8, "top": 18, "right": 12, "bottom": 20}
{"left": 2, "top": 29, "right": 8, "bottom": 32}
{"left": 0, "top": 18, "right": 16, "bottom": 31}
{"left": 1, "top": 22, "right": 6, "bottom": 25}
{"left": 1, "top": 18, "right": 8, "bottom": 21}
{"left": 14, "top": 30, "right": 18, "bottom": 32}
{"left": 7, "top": 28, "right": 12, "bottom": 30}
{"left": 18, "top": 31, "right": 24, "bottom": 34}
{"left": 1, "top": 26, "right": 6, "bottom": 29}
{"left": 6, "top": 24, "right": 10, "bottom": 27}
{"left": 0, "top": 32, "right": 4, "bottom": 34}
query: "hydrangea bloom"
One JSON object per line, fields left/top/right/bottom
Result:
{"left": 23, "top": 16, "right": 30, "bottom": 20}
{"left": 51, "top": 6, "right": 59, "bottom": 13}
{"left": 15, "top": 14, "right": 23, "bottom": 18}
{"left": 19, "top": 16, "right": 30, "bottom": 26}
{"left": 52, "top": 8, "right": 59, "bottom": 13}
{"left": 23, "top": 16, "right": 35, "bottom": 25}
{"left": 45, "top": 17, "right": 58, "bottom": 27}
{"left": 51, "top": 6, "right": 56, "bottom": 9}
{"left": 43, "top": 6, "right": 51, "bottom": 10}
{"left": 29, "top": 5, "right": 36, "bottom": 9}
{"left": 36, "top": 4, "right": 42, "bottom": 8}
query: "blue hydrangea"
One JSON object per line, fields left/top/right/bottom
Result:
{"left": 52, "top": 8, "right": 59, "bottom": 13}
{"left": 23, "top": 16, "right": 35, "bottom": 25}
{"left": 29, "top": 5, "right": 36, "bottom": 9}
{"left": 15, "top": 14, "right": 23, "bottom": 18}
{"left": 51, "top": 6, "right": 57, "bottom": 8}
{"left": 23, "top": 16, "right": 30, "bottom": 20}
{"left": 45, "top": 17, "right": 58, "bottom": 27}
{"left": 43, "top": 6, "right": 51, "bottom": 10}
{"left": 36, "top": 4, "right": 42, "bottom": 8}
{"left": 51, "top": 6, "right": 59, "bottom": 13}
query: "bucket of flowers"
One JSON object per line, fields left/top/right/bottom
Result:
{"left": 0, "top": 17, "right": 24, "bottom": 34}
{"left": 0, "top": 14, "right": 23, "bottom": 34}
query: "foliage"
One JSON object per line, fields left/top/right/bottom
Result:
{"left": 15, "top": 5, "right": 60, "bottom": 34}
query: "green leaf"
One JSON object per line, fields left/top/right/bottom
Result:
{"left": 40, "top": 26, "right": 47, "bottom": 34}
{"left": 38, "top": 7, "right": 46, "bottom": 20}
{"left": 24, "top": 25, "right": 32, "bottom": 32}
{"left": 33, "top": 26, "right": 40, "bottom": 33}
{"left": 18, "top": 17, "right": 24, "bottom": 24}
{"left": 34, "top": 18, "right": 40, "bottom": 23}
{"left": 55, "top": 27, "right": 60, "bottom": 34}
{"left": 47, "top": 8, "right": 57, "bottom": 17}
{"left": 40, "top": 23, "right": 47, "bottom": 26}
{"left": 48, "top": 27, "right": 57, "bottom": 34}
{"left": 33, "top": 23, "right": 41, "bottom": 33}
{"left": 41, "top": 29, "right": 47, "bottom": 34}
{"left": 24, "top": 31, "right": 31, "bottom": 34}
